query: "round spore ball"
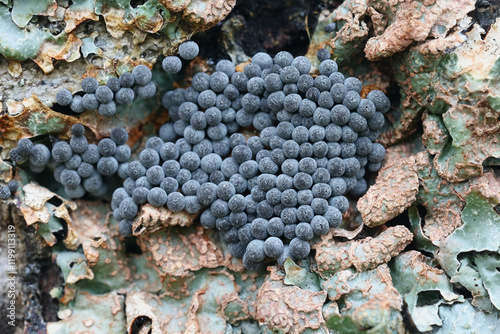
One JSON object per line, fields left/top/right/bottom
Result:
{"left": 115, "top": 88, "right": 134, "bottom": 105}
{"left": 178, "top": 151, "right": 199, "bottom": 171}
{"left": 264, "top": 237, "right": 283, "bottom": 258}
{"left": 223, "top": 227, "right": 241, "bottom": 244}
{"left": 132, "top": 65, "right": 152, "bottom": 86}
{"left": 229, "top": 211, "right": 247, "bottom": 228}
{"left": 78, "top": 145, "right": 98, "bottom": 165}
{"left": 228, "top": 242, "right": 246, "bottom": 259}
{"left": 228, "top": 194, "right": 246, "bottom": 212}
{"left": 50, "top": 142, "right": 72, "bottom": 165}
{"left": 81, "top": 93, "right": 100, "bottom": 110}
{"left": 184, "top": 125, "right": 206, "bottom": 144}
{"left": 343, "top": 90, "right": 361, "bottom": 110}
{"left": 162, "top": 56, "right": 182, "bottom": 73}
{"left": 97, "top": 156, "right": 119, "bottom": 176}
{"left": 17, "top": 138, "right": 33, "bottom": 156}
{"left": 147, "top": 187, "right": 167, "bottom": 207}
{"left": 266, "top": 188, "right": 282, "bottom": 206}
{"left": 349, "top": 178, "right": 368, "bottom": 197}
{"left": 82, "top": 77, "right": 98, "bottom": 93}
{"left": 127, "top": 161, "right": 146, "bottom": 180}
{"left": 65, "top": 184, "right": 86, "bottom": 198}
{"left": 197, "top": 182, "right": 217, "bottom": 206}
{"left": 56, "top": 88, "right": 73, "bottom": 106}
{"left": 239, "top": 160, "right": 259, "bottom": 179}
{"left": 293, "top": 172, "right": 313, "bottom": 190}
{"left": 276, "top": 174, "right": 293, "bottom": 191}
{"left": 215, "top": 59, "right": 235, "bottom": 77}
{"left": 118, "top": 219, "right": 132, "bottom": 236}
{"left": 264, "top": 73, "right": 283, "bottom": 92}
{"left": 211, "top": 199, "right": 229, "bottom": 218}
{"left": 259, "top": 157, "right": 279, "bottom": 174}
{"left": 221, "top": 157, "right": 239, "bottom": 178}
{"left": 314, "top": 75, "right": 331, "bottom": 92}
{"left": 328, "top": 177, "right": 346, "bottom": 196}
{"left": 330, "top": 195, "right": 349, "bottom": 213}
{"left": 209, "top": 71, "right": 229, "bottom": 93}
{"left": 110, "top": 128, "right": 129, "bottom": 145}
{"left": 160, "top": 176, "right": 178, "bottom": 194}
{"left": 257, "top": 174, "right": 276, "bottom": 191}
{"left": 7, "top": 180, "right": 19, "bottom": 194}
{"left": 357, "top": 99, "right": 376, "bottom": 119}
{"left": 311, "top": 198, "right": 328, "bottom": 215}
{"left": 167, "top": 192, "right": 185, "bottom": 212}
{"left": 131, "top": 187, "right": 148, "bottom": 205}
{"left": 75, "top": 162, "right": 93, "bottom": 180}
{"left": 59, "top": 169, "right": 80, "bottom": 189}
{"left": 282, "top": 140, "right": 300, "bottom": 159}
{"left": 203, "top": 87, "right": 222, "bottom": 110}
{"left": 251, "top": 52, "right": 273, "bottom": 69}
{"left": 367, "top": 90, "right": 391, "bottom": 114}
{"left": 330, "top": 82, "right": 347, "bottom": 104}
{"left": 114, "top": 145, "right": 131, "bottom": 163}
{"left": 116, "top": 74, "right": 134, "bottom": 90}
{"left": 190, "top": 168, "right": 208, "bottom": 184}
{"left": 98, "top": 138, "right": 116, "bottom": 156}
{"left": 299, "top": 157, "right": 317, "bottom": 175}
{"left": 136, "top": 81, "right": 156, "bottom": 98}
{"left": 251, "top": 186, "right": 266, "bottom": 202}
{"left": 180, "top": 179, "right": 199, "bottom": 196}
{"left": 297, "top": 189, "right": 313, "bottom": 205}
{"left": 95, "top": 85, "right": 113, "bottom": 104}
{"left": 292, "top": 126, "right": 309, "bottom": 144}
{"left": 158, "top": 123, "right": 177, "bottom": 142}
{"left": 178, "top": 41, "right": 199, "bottom": 60}
{"left": 311, "top": 216, "right": 329, "bottom": 236}
{"left": 97, "top": 101, "right": 116, "bottom": 117}
{"left": 368, "top": 112, "right": 385, "bottom": 131}
{"left": 200, "top": 210, "right": 216, "bottom": 229}
{"left": 297, "top": 74, "right": 314, "bottom": 93}
{"left": 256, "top": 201, "right": 273, "bottom": 219}
{"left": 0, "top": 185, "right": 11, "bottom": 199}
{"left": 232, "top": 145, "right": 252, "bottom": 164}
{"left": 64, "top": 154, "right": 82, "bottom": 170}
{"left": 251, "top": 218, "right": 268, "bottom": 240}
{"left": 83, "top": 171, "right": 102, "bottom": 194}
{"left": 368, "top": 162, "right": 383, "bottom": 172}
{"left": 105, "top": 77, "right": 120, "bottom": 93}
{"left": 325, "top": 206, "right": 342, "bottom": 228}
{"left": 215, "top": 217, "right": 231, "bottom": 233}
{"left": 344, "top": 77, "right": 362, "bottom": 93}
{"left": 316, "top": 48, "right": 330, "bottom": 62}
{"left": 291, "top": 56, "right": 311, "bottom": 75}
{"left": 217, "top": 181, "right": 235, "bottom": 201}
{"left": 146, "top": 165, "right": 165, "bottom": 186}
{"left": 70, "top": 95, "right": 85, "bottom": 113}
{"left": 289, "top": 237, "right": 310, "bottom": 259}
{"left": 246, "top": 240, "right": 266, "bottom": 263}
{"left": 342, "top": 126, "right": 358, "bottom": 143}
{"left": 69, "top": 125, "right": 85, "bottom": 139}
{"left": 368, "top": 143, "right": 386, "bottom": 164}
{"left": 138, "top": 149, "right": 159, "bottom": 169}
{"left": 324, "top": 22, "right": 336, "bottom": 32}
{"left": 295, "top": 222, "right": 314, "bottom": 241}
{"left": 119, "top": 198, "right": 138, "bottom": 220}
{"left": 122, "top": 177, "right": 136, "bottom": 195}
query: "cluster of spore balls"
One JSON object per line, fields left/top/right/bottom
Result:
{"left": 9, "top": 124, "right": 131, "bottom": 199}
{"left": 0, "top": 180, "right": 19, "bottom": 200}
{"left": 56, "top": 65, "right": 156, "bottom": 116}
{"left": 109, "top": 39, "right": 389, "bottom": 269}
